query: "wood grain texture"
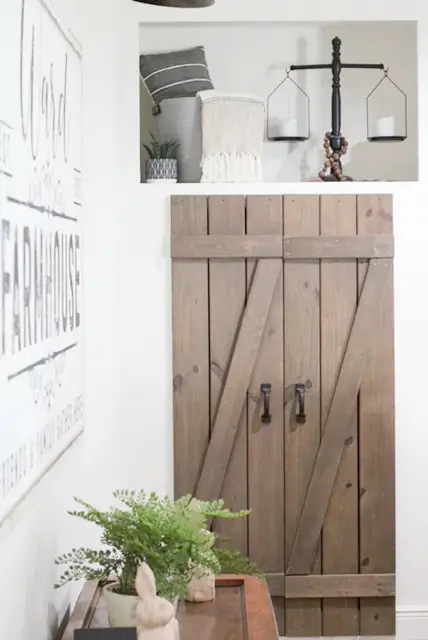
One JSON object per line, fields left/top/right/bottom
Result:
{"left": 246, "top": 195, "right": 285, "bottom": 632}
{"left": 171, "top": 234, "right": 393, "bottom": 260}
{"left": 178, "top": 586, "right": 245, "bottom": 637}
{"left": 287, "top": 258, "right": 393, "bottom": 577}
{"left": 60, "top": 581, "right": 101, "bottom": 639}
{"left": 283, "top": 195, "right": 322, "bottom": 636}
{"left": 283, "top": 234, "right": 393, "bottom": 259}
{"left": 196, "top": 259, "right": 281, "bottom": 503}
{"left": 320, "top": 196, "right": 359, "bottom": 636}
{"left": 172, "top": 234, "right": 283, "bottom": 258}
{"left": 266, "top": 573, "right": 286, "bottom": 597}
{"left": 208, "top": 196, "right": 248, "bottom": 555}
{"left": 266, "top": 572, "right": 395, "bottom": 599}
{"left": 170, "top": 194, "right": 395, "bottom": 638}
{"left": 272, "top": 596, "right": 285, "bottom": 637}
{"left": 172, "top": 196, "right": 209, "bottom": 498}
{"left": 241, "top": 576, "right": 280, "bottom": 639}
{"left": 60, "top": 577, "right": 278, "bottom": 640}
{"left": 286, "top": 574, "right": 395, "bottom": 599}
{"left": 357, "top": 195, "right": 395, "bottom": 636}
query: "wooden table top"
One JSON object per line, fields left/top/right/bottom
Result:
{"left": 62, "top": 575, "right": 278, "bottom": 640}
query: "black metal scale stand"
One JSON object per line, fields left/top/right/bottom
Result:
{"left": 290, "top": 37, "right": 385, "bottom": 181}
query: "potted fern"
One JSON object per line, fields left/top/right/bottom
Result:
{"left": 55, "top": 491, "right": 260, "bottom": 628}
{"left": 143, "top": 133, "right": 179, "bottom": 183}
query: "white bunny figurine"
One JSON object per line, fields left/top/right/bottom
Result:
{"left": 135, "top": 563, "right": 180, "bottom": 640}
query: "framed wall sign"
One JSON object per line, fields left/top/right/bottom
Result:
{"left": 0, "top": 0, "right": 83, "bottom": 523}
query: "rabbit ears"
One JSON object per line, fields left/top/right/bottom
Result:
{"left": 135, "top": 562, "right": 157, "bottom": 600}
{"left": 135, "top": 563, "right": 176, "bottom": 630}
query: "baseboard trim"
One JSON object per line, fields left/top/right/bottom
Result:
{"left": 397, "top": 606, "right": 428, "bottom": 639}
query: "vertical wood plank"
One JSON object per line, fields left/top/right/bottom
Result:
{"left": 284, "top": 195, "right": 322, "bottom": 637}
{"left": 208, "top": 195, "right": 248, "bottom": 555}
{"left": 196, "top": 259, "right": 281, "bottom": 504}
{"left": 272, "top": 597, "right": 285, "bottom": 637}
{"left": 286, "top": 259, "right": 393, "bottom": 577}
{"left": 357, "top": 195, "right": 395, "bottom": 636}
{"left": 171, "top": 196, "right": 209, "bottom": 498}
{"left": 320, "top": 195, "right": 359, "bottom": 636}
{"left": 247, "top": 195, "right": 284, "bottom": 632}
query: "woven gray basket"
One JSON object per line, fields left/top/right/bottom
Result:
{"left": 156, "top": 97, "right": 202, "bottom": 183}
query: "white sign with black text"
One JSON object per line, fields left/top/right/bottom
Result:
{"left": 0, "top": 0, "right": 83, "bottom": 523}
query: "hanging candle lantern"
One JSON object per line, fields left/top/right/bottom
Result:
{"left": 132, "top": 0, "right": 214, "bottom": 6}
{"left": 366, "top": 68, "right": 407, "bottom": 142}
{"left": 266, "top": 69, "right": 310, "bottom": 142}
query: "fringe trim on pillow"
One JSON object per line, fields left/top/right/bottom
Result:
{"left": 200, "top": 152, "right": 263, "bottom": 183}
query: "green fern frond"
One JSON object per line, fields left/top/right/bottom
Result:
{"left": 214, "top": 547, "right": 264, "bottom": 579}
{"left": 55, "top": 490, "right": 258, "bottom": 599}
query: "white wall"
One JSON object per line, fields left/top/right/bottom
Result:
{"left": 0, "top": 2, "right": 173, "bottom": 639}
{"left": 128, "top": 2, "right": 428, "bottom": 639}
{"left": 139, "top": 21, "right": 417, "bottom": 181}
{"left": 1, "top": 1, "right": 428, "bottom": 640}
{"left": 318, "top": 21, "right": 417, "bottom": 182}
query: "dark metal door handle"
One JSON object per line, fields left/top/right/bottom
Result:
{"left": 295, "top": 383, "right": 307, "bottom": 424}
{"left": 260, "top": 383, "right": 272, "bottom": 425}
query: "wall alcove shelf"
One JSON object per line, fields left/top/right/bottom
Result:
{"left": 138, "top": 22, "right": 418, "bottom": 181}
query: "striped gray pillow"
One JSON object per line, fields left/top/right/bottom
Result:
{"left": 139, "top": 46, "right": 214, "bottom": 102}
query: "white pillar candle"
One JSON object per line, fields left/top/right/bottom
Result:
{"left": 374, "top": 116, "right": 395, "bottom": 138}
{"left": 278, "top": 118, "right": 299, "bottom": 138}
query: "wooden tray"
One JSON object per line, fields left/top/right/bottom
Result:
{"left": 61, "top": 575, "right": 278, "bottom": 640}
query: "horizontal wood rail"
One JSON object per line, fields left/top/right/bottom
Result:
{"left": 265, "top": 573, "right": 395, "bottom": 599}
{"left": 171, "top": 234, "right": 394, "bottom": 260}
{"left": 172, "top": 234, "right": 283, "bottom": 258}
{"left": 283, "top": 234, "right": 393, "bottom": 259}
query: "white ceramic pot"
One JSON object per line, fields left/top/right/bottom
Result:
{"left": 103, "top": 583, "right": 138, "bottom": 627}
{"left": 103, "top": 583, "right": 179, "bottom": 628}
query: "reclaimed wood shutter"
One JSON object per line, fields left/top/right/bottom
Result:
{"left": 171, "top": 194, "right": 395, "bottom": 637}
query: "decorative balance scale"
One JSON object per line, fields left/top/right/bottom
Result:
{"left": 267, "top": 36, "right": 408, "bottom": 181}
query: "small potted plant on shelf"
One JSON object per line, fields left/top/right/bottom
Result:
{"left": 184, "top": 496, "right": 264, "bottom": 603}
{"left": 55, "top": 491, "right": 261, "bottom": 628}
{"left": 143, "top": 133, "right": 180, "bottom": 183}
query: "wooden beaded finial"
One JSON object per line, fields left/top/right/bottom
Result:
{"left": 319, "top": 132, "right": 349, "bottom": 181}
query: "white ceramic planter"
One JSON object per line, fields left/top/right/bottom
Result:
{"left": 103, "top": 583, "right": 179, "bottom": 628}
{"left": 103, "top": 583, "right": 138, "bottom": 627}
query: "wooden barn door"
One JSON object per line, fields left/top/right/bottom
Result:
{"left": 171, "top": 194, "right": 395, "bottom": 637}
